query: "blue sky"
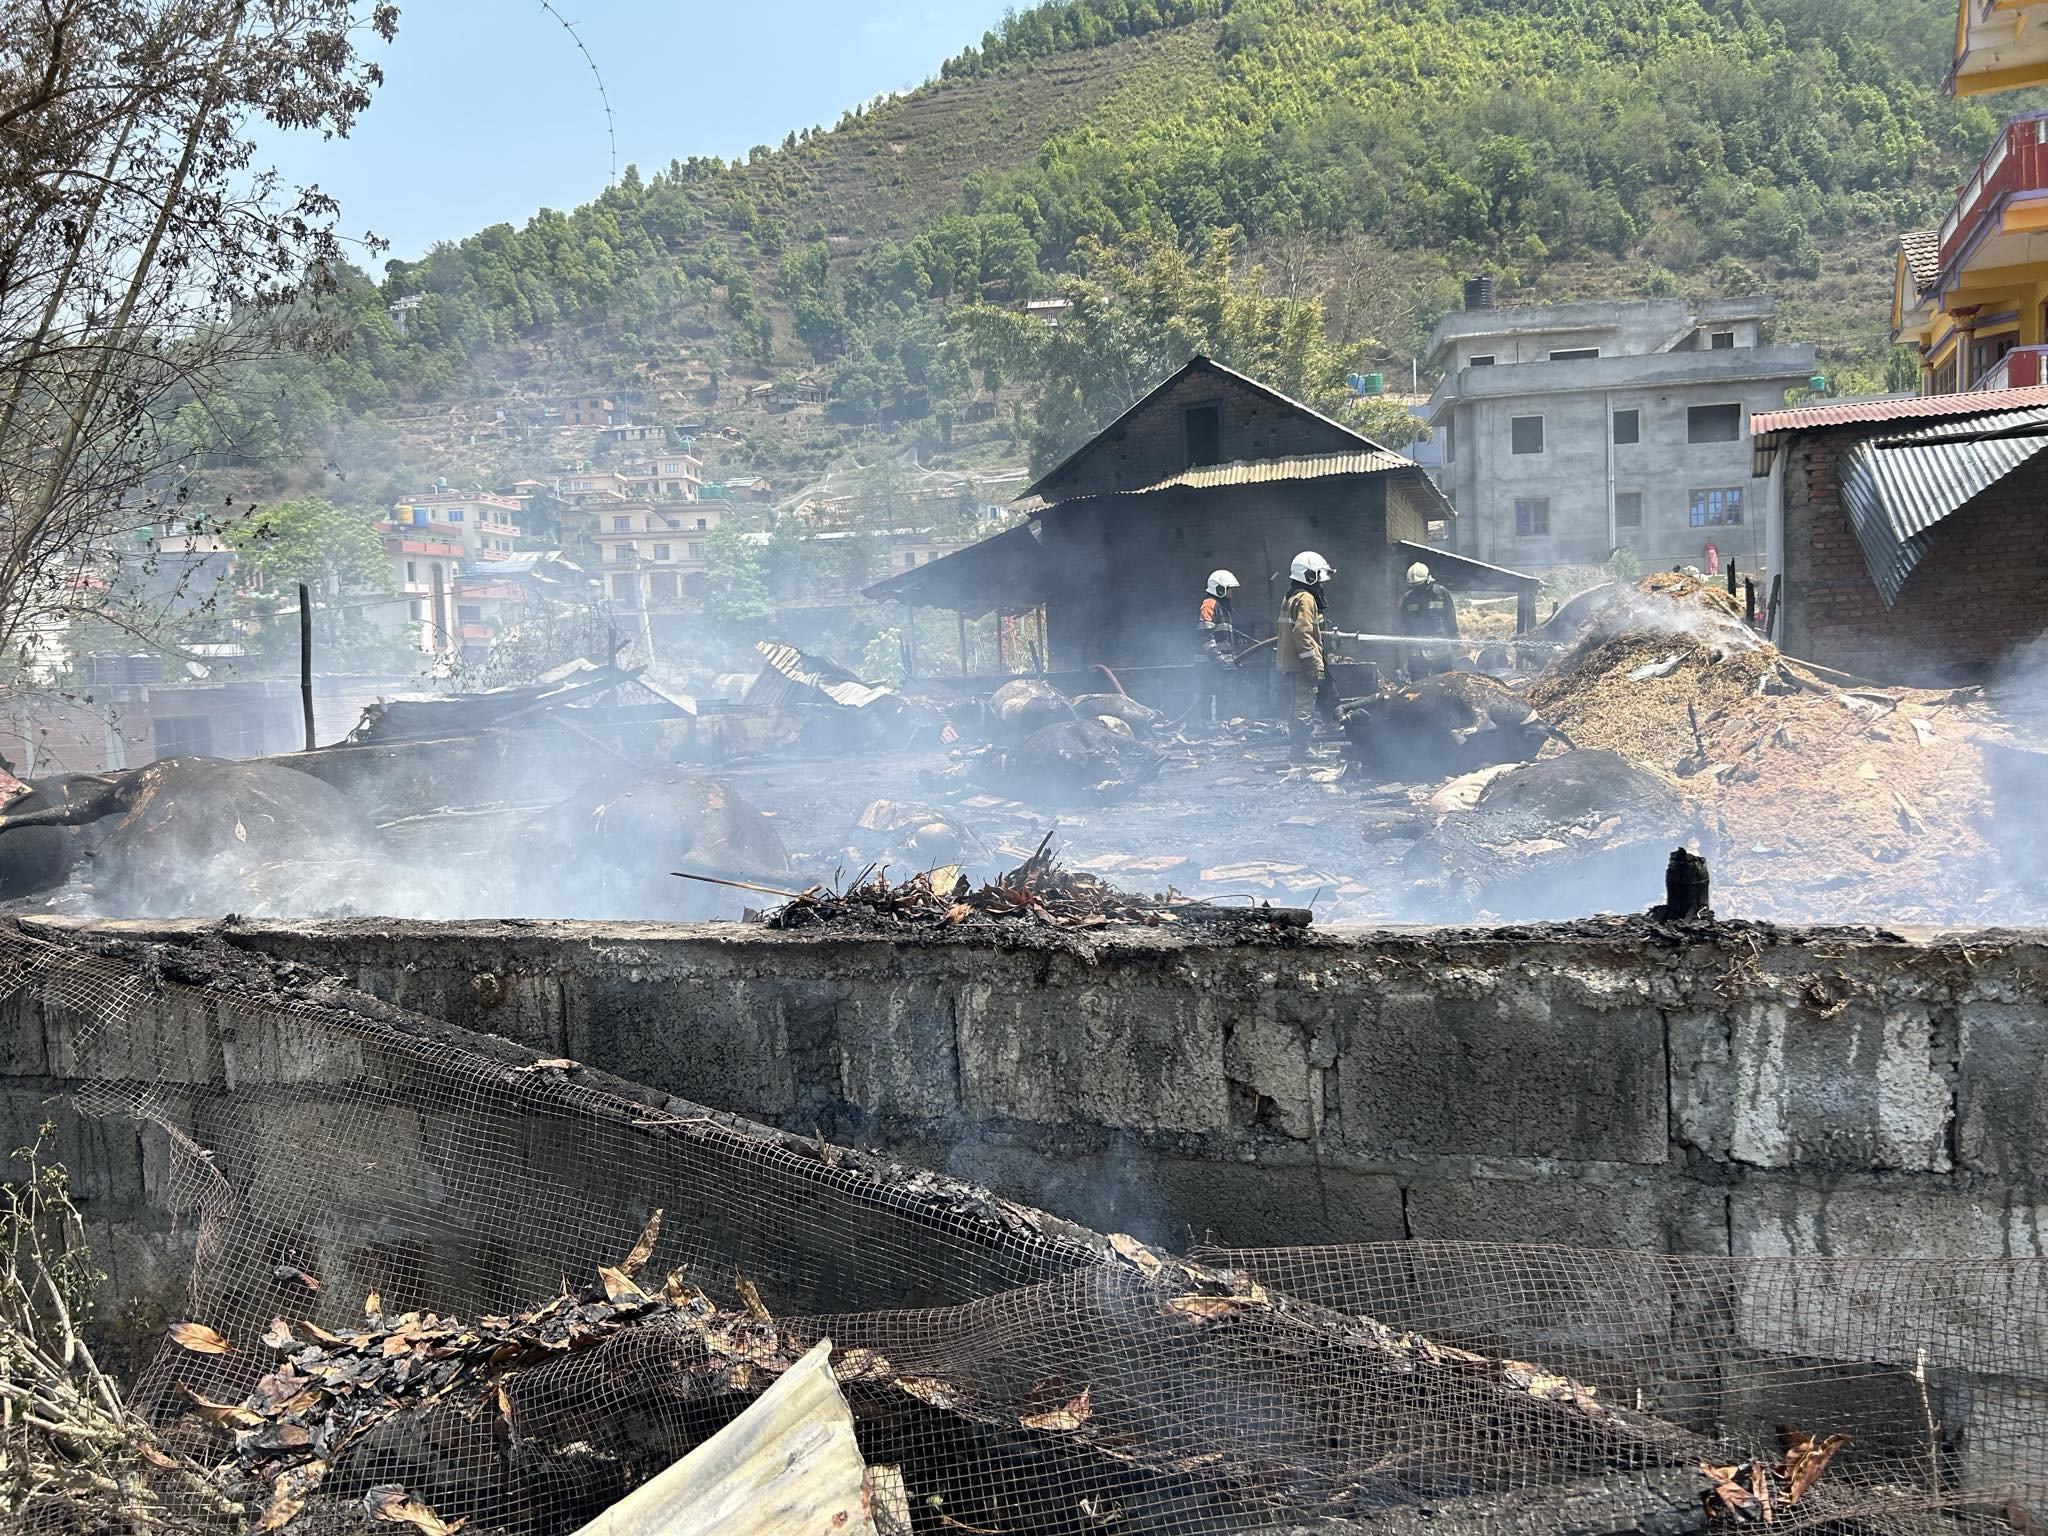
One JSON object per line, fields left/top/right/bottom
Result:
{"left": 266, "top": 3, "right": 1017, "bottom": 265}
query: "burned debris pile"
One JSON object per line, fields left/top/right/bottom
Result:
{"left": 754, "top": 834, "right": 1306, "bottom": 933}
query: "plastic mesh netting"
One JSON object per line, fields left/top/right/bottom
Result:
{"left": 3, "top": 921, "right": 2044, "bottom": 1536}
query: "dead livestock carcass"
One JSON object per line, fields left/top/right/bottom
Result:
{"left": 0, "top": 771, "right": 136, "bottom": 900}
{"left": 984, "top": 717, "right": 1165, "bottom": 802}
{"left": 1070, "top": 692, "right": 1175, "bottom": 736}
{"left": 1341, "top": 672, "right": 1564, "bottom": 781}
{"left": 1402, "top": 749, "right": 1698, "bottom": 920}
{"left": 88, "top": 757, "right": 388, "bottom": 917}
{"left": 984, "top": 678, "right": 1075, "bottom": 742}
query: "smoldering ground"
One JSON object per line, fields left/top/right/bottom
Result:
{"left": 7, "top": 573, "right": 2043, "bottom": 927}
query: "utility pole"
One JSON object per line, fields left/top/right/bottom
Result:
{"left": 298, "top": 583, "right": 315, "bottom": 751}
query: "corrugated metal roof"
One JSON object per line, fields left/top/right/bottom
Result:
{"left": 1392, "top": 539, "right": 1542, "bottom": 592}
{"left": 746, "top": 641, "right": 895, "bottom": 709}
{"left": 861, "top": 519, "right": 1052, "bottom": 617}
{"left": 1752, "top": 385, "right": 2048, "bottom": 437}
{"left": 1839, "top": 407, "right": 2048, "bottom": 606}
{"left": 1090, "top": 450, "right": 1424, "bottom": 498}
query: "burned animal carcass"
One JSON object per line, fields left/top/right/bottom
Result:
{"left": 982, "top": 716, "right": 1165, "bottom": 802}
{"left": 79, "top": 757, "right": 390, "bottom": 917}
{"left": 982, "top": 677, "right": 1075, "bottom": 741}
{"left": 1402, "top": 749, "right": 1698, "bottom": 919}
{"left": 1341, "top": 672, "right": 1564, "bottom": 781}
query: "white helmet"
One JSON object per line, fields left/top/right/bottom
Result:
{"left": 1290, "top": 550, "right": 1333, "bottom": 585}
{"left": 1206, "top": 569, "right": 1239, "bottom": 597}
{"left": 1406, "top": 561, "right": 1431, "bottom": 585}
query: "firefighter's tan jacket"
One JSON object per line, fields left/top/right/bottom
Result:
{"left": 1274, "top": 588, "right": 1325, "bottom": 680}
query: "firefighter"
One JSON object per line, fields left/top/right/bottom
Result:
{"left": 1275, "top": 551, "right": 1332, "bottom": 762}
{"left": 1398, "top": 560, "right": 1459, "bottom": 677}
{"left": 1196, "top": 569, "right": 1242, "bottom": 723}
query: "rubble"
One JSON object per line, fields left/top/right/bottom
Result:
{"left": 749, "top": 834, "right": 1308, "bottom": 933}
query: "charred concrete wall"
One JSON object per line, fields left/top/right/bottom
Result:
{"left": 31, "top": 918, "right": 2046, "bottom": 1266}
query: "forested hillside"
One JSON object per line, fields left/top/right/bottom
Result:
{"left": 228, "top": 0, "right": 2004, "bottom": 492}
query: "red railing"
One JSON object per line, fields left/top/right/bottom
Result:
{"left": 1939, "top": 110, "right": 2048, "bottom": 272}
{"left": 1970, "top": 345, "right": 2048, "bottom": 391}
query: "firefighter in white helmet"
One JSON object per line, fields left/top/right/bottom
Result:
{"left": 1195, "top": 569, "right": 1244, "bottom": 725}
{"left": 1275, "top": 551, "right": 1333, "bottom": 762}
{"left": 1399, "top": 559, "right": 1459, "bottom": 678}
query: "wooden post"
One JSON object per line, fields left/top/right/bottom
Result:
{"left": 297, "top": 583, "right": 316, "bottom": 751}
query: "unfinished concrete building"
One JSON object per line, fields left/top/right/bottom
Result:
{"left": 1425, "top": 295, "right": 1816, "bottom": 572}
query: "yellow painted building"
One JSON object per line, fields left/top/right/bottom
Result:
{"left": 1951, "top": 0, "right": 2048, "bottom": 94}
{"left": 1894, "top": 110, "right": 2048, "bottom": 393}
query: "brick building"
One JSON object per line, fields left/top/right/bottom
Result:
{"left": 1752, "top": 387, "right": 2048, "bottom": 682}
{"left": 866, "top": 356, "right": 1538, "bottom": 692}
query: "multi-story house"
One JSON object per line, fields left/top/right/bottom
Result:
{"left": 1423, "top": 295, "right": 1815, "bottom": 572}
{"left": 616, "top": 452, "right": 704, "bottom": 502}
{"left": 378, "top": 490, "right": 528, "bottom": 655}
{"left": 557, "top": 395, "right": 617, "bottom": 427}
{"left": 1894, "top": 110, "right": 2048, "bottom": 393}
{"left": 589, "top": 501, "right": 727, "bottom": 609}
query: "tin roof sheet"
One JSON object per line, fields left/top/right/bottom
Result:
{"left": 1839, "top": 407, "right": 2048, "bottom": 606}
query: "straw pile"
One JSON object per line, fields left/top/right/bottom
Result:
{"left": 1526, "top": 577, "right": 2001, "bottom": 923}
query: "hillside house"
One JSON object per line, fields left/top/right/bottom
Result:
{"left": 590, "top": 501, "right": 727, "bottom": 610}
{"left": 558, "top": 395, "right": 617, "bottom": 428}
{"left": 865, "top": 356, "right": 1535, "bottom": 694}
{"left": 1752, "top": 386, "right": 2048, "bottom": 683}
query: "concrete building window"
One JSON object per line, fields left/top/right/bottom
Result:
{"left": 1510, "top": 415, "right": 1545, "bottom": 455}
{"left": 1470, "top": 354, "right": 1495, "bottom": 367}
{"left": 409, "top": 600, "right": 423, "bottom": 621}
{"left": 1514, "top": 497, "right": 1550, "bottom": 537}
{"left": 613, "top": 515, "right": 632, "bottom": 532}
{"left": 688, "top": 542, "right": 704, "bottom": 559}
{"left": 154, "top": 715, "right": 213, "bottom": 759}
{"left": 695, "top": 518, "right": 708, "bottom": 530}
{"left": 456, "top": 605, "right": 482, "bottom": 625}
{"left": 1615, "top": 491, "right": 1642, "bottom": 528}
{"left": 1689, "top": 487, "right": 1743, "bottom": 526}
{"left": 1549, "top": 347, "right": 1599, "bottom": 362}
{"left": 1687, "top": 403, "right": 1741, "bottom": 443}
{"left": 654, "top": 544, "right": 671, "bottom": 561}
{"left": 447, "top": 508, "right": 464, "bottom": 522}
{"left": 1612, "top": 409, "right": 1639, "bottom": 445}
{"left": 405, "top": 560, "right": 418, "bottom": 583}
{"left": 1709, "top": 331, "right": 1735, "bottom": 350}
{"left": 1443, "top": 417, "right": 1455, "bottom": 462}
{"left": 1184, "top": 404, "right": 1222, "bottom": 468}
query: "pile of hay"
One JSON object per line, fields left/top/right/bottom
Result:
{"left": 1525, "top": 578, "right": 2000, "bottom": 923}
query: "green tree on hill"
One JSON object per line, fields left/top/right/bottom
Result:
{"left": 957, "top": 229, "right": 1422, "bottom": 472}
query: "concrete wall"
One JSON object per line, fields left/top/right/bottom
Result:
{"left": 46, "top": 918, "right": 2044, "bottom": 1266}
{"left": 1780, "top": 430, "right": 2048, "bottom": 683}
{"left": 1436, "top": 349, "right": 1811, "bottom": 571}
